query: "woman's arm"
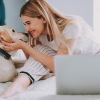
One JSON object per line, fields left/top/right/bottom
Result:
{"left": 22, "top": 49, "right": 29, "bottom": 59}
{"left": 1, "top": 39, "right": 55, "bottom": 72}
{"left": 22, "top": 42, "right": 55, "bottom": 72}
{"left": 21, "top": 39, "right": 75, "bottom": 72}
{"left": 1, "top": 39, "right": 75, "bottom": 72}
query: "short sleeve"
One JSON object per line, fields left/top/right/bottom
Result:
{"left": 62, "top": 22, "right": 81, "bottom": 40}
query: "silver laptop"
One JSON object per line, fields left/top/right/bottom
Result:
{"left": 54, "top": 55, "right": 100, "bottom": 95}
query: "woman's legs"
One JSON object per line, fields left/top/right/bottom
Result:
{"left": 0, "top": 44, "right": 56, "bottom": 98}
{"left": 0, "top": 74, "right": 31, "bottom": 98}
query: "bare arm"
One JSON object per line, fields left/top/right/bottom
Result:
{"left": 21, "top": 39, "right": 75, "bottom": 72}
{"left": 22, "top": 49, "right": 29, "bottom": 59}
{"left": 22, "top": 42, "right": 55, "bottom": 72}
{"left": 1, "top": 38, "right": 75, "bottom": 72}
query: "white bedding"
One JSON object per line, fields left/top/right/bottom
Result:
{"left": 0, "top": 76, "right": 56, "bottom": 100}
{"left": 1, "top": 76, "right": 100, "bottom": 100}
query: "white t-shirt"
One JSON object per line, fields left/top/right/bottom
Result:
{"left": 39, "top": 21, "right": 100, "bottom": 55}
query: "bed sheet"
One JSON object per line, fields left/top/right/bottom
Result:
{"left": 1, "top": 76, "right": 100, "bottom": 100}
{"left": 0, "top": 76, "right": 56, "bottom": 100}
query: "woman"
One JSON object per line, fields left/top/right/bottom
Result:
{"left": 0, "top": 0, "right": 100, "bottom": 98}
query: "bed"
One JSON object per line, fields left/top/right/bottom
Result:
{"left": 0, "top": 76, "right": 100, "bottom": 100}
{"left": 0, "top": 76, "right": 56, "bottom": 100}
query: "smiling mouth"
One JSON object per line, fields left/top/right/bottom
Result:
{"left": 29, "top": 31, "right": 35, "bottom": 37}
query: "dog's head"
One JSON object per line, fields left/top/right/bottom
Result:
{"left": 0, "top": 26, "right": 14, "bottom": 43}
{"left": 0, "top": 26, "right": 28, "bottom": 48}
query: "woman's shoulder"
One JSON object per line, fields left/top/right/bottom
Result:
{"left": 64, "top": 15, "right": 89, "bottom": 31}
{"left": 61, "top": 24, "right": 80, "bottom": 40}
{"left": 62, "top": 16, "right": 93, "bottom": 39}
{"left": 62, "top": 20, "right": 82, "bottom": 37}
{"left": 63, "top": 15, "right": 92, "bottom": 32}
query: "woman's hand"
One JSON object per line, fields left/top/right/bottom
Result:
{"left": 1, "top": 39, "right": 26, "bottom": 51}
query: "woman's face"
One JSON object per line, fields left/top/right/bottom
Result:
{"left": 21, "top": 15, "right": 46, "bottom": 38}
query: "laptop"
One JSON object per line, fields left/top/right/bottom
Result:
{"left": 54, "top": 55, "right": 100, "bottom": 95}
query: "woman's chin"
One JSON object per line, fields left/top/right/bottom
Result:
{"left": 32, "top": 35, "right": 39, "bottom": 39}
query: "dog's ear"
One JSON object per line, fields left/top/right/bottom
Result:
{"left": 0, "top": 31, "right": 3, "bottom": 41}
{"left": 0, "top": 30, "right": 12, "bottom": 43}
{"left": 0, "top": 31, "right": 2, "bottom": 35}
{"left": 0, "top": 31, "right": 1, "bottom": 42}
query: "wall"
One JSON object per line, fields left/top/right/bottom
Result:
{"left": 3, "top": 0, "right": 26, "bottom": 32}
{"left": 47, "top": 0, "right": 93, "bottom": 26}
{"left": 3, "top": 0, "right": 93, "bottom": 32}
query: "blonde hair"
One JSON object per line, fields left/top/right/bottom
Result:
{"left": 20, "top": 0, "right": 91, "bottom": 53}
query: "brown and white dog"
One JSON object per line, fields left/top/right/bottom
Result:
{"left": 0, "top": 26, "right": 28, "bottom": 82}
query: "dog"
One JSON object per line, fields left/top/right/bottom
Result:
{"left": 0, "top": 26, "right": 28, "bottom": 82}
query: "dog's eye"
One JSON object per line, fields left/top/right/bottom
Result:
{"left": 12, "top": 29, "right": 15, "bottom": 32}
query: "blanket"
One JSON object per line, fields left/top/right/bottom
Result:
{"left": 0, "top": 76, "right": 56, "bottom": 100}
